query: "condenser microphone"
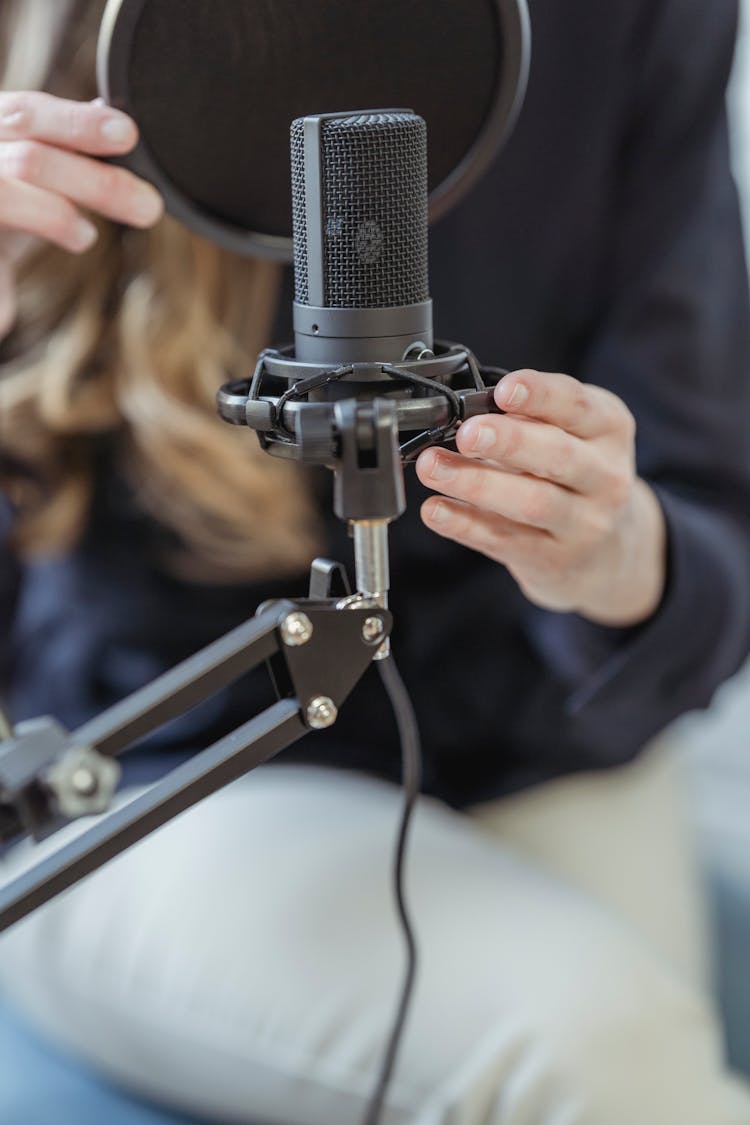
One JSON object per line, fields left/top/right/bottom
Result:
{"left": 291, "top": 110, "right": 432, "bottom": 366}
{"left": 291, "top": 109, "right": 435, "bottom": 623}
{"left": 218, "top": 108, "right": 509, "bottom": 611}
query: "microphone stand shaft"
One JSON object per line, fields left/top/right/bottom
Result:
{"left": 353, "top": 520, "right": 391, "bottom": 658}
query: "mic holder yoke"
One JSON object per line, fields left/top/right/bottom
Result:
{"left": 218, "top": 339, "right": 507, "bottom": 653}
{"left": 217, "top": 341, "right": 506, "bottom": 474}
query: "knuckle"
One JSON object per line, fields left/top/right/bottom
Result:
{"left": 498, "top": 420, "right": 523, "bottom": 462}
{"left": 0, "top": 92, "right": 31, "bottom": 129}
{"left": 61, "top": 99, "right": 90, "bottom": 143}
{"left": 4, "top": 140, "right": 43, "bottom": 182}
{"left": 461, "top": 465, "right": 489, "bottom": 507}
{"left": 449, "top": 506, "right": 470, "bottom": 537}
{"left": 92, "top": 159, "right": 124, "bottom": 203}
{"left": 571, "top": 386, "right": 591, "bottom": 425}
{"left": 520, "top": 485, "right": 553, "bottom": 526}
{"left": 547, "top": 435, "right": 576, "bottom": 482}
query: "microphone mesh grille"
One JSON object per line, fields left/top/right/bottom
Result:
{"left": 290, "top": 120, "right": 309, "bottom": 304}
{"left": 291, "top": 112, "right": 429, "bottom": 309}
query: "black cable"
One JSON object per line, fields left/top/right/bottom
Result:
{"left": 0, "top": 637, "right": 423, "bottom": 1112}
{"left": 363, "top": 653, "right": 423, "bottom": 1125}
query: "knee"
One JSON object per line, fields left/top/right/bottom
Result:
{"left": 419, "top": 928, "right": 736, "bottom": 1125}
{"left": 519, "top": 933, "right": 732, "bottom": 1125}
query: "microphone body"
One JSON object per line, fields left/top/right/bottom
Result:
{"left": 291, "top": 110, "right": 433, "bottom": 366}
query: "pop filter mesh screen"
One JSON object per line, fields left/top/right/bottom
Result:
{"left": 127, "top": 0, "right": 501, "bottom": 238}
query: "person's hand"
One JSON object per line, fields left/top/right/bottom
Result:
{"left": 0, "top": 92, "right": 164, "bottom": 338}
{"left": 416, "top": 369, "right": 667, "bottom": 628}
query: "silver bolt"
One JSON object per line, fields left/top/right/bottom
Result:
{"left": 71, "top": 767, "right": 98, "bottom": 797}
{"left": 46, "top": 746, "right": 121, "bottom": 819}
{"left": 362, "top": 616, "right": 386, "bottom": 644}
{"left": 305, "top": 696, "right": 338, "bottom": 730}
{"left": 280, "top": 612, "right": 313, "bottom": 647}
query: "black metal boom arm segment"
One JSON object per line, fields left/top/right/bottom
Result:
{"left": 0, "top": 589, "right": 392, "bottom": 934}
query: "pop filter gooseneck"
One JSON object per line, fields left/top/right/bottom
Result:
{"left": 97, "top": 0, "right": 531, "bottom": 258}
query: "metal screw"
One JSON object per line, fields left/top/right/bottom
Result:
{"left": 362, "top": 616, "right": 386, "bottom": 644}
{"left": 305, "top": 696, "right": 338, "bottom": 730}
{"left": 280, "top": 612, "right": 313, "bottom": 647}
{"left": 46, "top": 746, "right": 121, "bottom": 819}
{"left": 71, "top": 767, "right": 98, "bottom": 797}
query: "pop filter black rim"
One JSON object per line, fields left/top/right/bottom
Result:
{"left": 97, "top": 0, "right": 531, "bottom": 260}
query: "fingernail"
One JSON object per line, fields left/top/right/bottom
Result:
{"left": 133, "top": 186, "right": 164, "bottom": 225}
{"left": 428, "top": 456, "right": 456, "bottom": 482}
{"left": 72, "top": 218, "right": 98, "bottom": 251}
{"left": 469, "top": 425, "right": 495, "bottom": 453}
{"left": 428, "top": 502, "right": 450, "bottom": 524}
{"left": 100, "top": 114, "right": 135, "bottom": 144}
{"left": 498, "top": 380, "right": 529, "bottom": 409}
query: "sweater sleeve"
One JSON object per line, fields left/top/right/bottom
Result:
{"left": 527, "top": 0, "right": 750, "bottom": 753}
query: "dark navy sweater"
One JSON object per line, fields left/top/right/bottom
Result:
{"left": 2, "top": 0, "right": 750, "bottom": 807}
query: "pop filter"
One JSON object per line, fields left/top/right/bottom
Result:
{"left": 97, "top": 0, "right": 530, "bottom": 259}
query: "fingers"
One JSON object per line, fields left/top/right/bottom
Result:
{"left": 415, "top": 368, "right": 649, "bottom": 622}
{"left": 495, "top": 369, "right": 636, "bottom": 442}
{"left": 420, "top": 497, "right": 549, "bottom": 566}
{"left": 0, "top": 176, "right": 99, "bottom": 254}
{"left": 416, "top": 447, "right": 574, "bottom": 532}
{"left": 0, "top": 92, "right": 138, "bottom": 156}
{"left": 0, "top": 95, "right": 162, "bottom": 250}
{"left": 456, "top": 413, "right": 601, "bottom": 495}
{"left": 0, "top": 141, "right": 163, "bottom": 229}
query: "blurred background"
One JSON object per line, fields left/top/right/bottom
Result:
{"left": 680, "top": 0, "right": 750, "bottom": 1076}
{"left": 732, "top": 0, "right": 750, "bottom": 229}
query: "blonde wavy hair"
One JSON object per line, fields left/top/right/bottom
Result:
{"left": 0, "top": 0, "right": 320, "bottom": 582}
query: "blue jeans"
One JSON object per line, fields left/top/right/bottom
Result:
{"left": 0, "top": 1000, "right": 206, "bottom": 1125}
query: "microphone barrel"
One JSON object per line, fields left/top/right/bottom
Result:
{"left": 292, "top": 302, "right": 433, "bottom": 365}
{"left": 291, "top": 111, "right": 433, "bottom": 364}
